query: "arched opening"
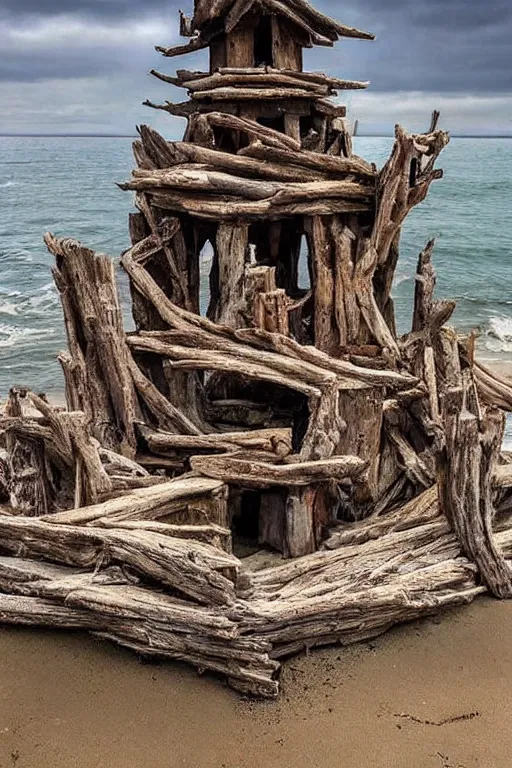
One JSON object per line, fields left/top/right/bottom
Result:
{"left": 199, "top": 239, "right": 214, "bottom": 317}
{"left": 409, "top": 157, "right": 418, "bottom": 188}
{"left": 297, "top": 235, "right": 311, "bottom": 291}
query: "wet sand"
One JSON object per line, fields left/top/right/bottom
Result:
{"left": 1, "top": 597, "right": 512, "bottom": 768}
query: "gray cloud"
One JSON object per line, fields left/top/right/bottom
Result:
{"left": 0, "top": 0, "right": 168, "bottom": 17}
{"left": 0, "top": 0, "right": 510, "bottom": 133}
{"left": 307, "top": 0, "right": 512, "bottom": 93}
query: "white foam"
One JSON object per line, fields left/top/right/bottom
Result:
{"left": 0, "top": 180, "right": 15, "bottom": 188}
{"left": 27, "top": 285, "right": 59, "bottom": 310}
{"left": 484, "top": 316, "right": 512, "bottom": 353}
{"left": 0, "top": 323, "right": 54, "bottom": 349}
{"left": 0, "top": 284, "right": 59, "bottom": 321}
{"left": 0, "top": 301, "right": 19, "bottom": 317}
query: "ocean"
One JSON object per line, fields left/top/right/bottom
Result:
{"left": 1, "top": 135, "right": 512, "bottom": 399}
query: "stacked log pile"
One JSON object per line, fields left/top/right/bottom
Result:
{"left": 2, "top": 0, "right": 512, "bottom": 697}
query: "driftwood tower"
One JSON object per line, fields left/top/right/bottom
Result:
{"left": 2, "top": 0, "right": 512, "bottom": 698}
{"left": 118, "top": 0, "right": 445, "bottom": 557}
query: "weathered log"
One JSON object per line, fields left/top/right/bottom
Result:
{"left": 127, "top": 353, "right": 202, "bottom": 435}
{"left": 374, "top": 125, "right": 449, "bottom": 269}
{"left": 410, "top": 239, "right": 456, "bottom": 355}
{"left": 214, "top": 67, "right": 369, "bottom": 90}
{"left": 331, "top": 219, "right": 359, "bottom": 345}
{"left": 132, "top": 326, "right": 385, "bottom": 397}
{"left": 0, "top": 513, "right": 238, "bottom": 606}
{"left": 94, "top": 519, "right": 232, "bottom": 552}
{"left": 0, "top": 556, "right": 278, "bottom": 695}
{"left": 238, "top": 140, "right": 376, "bottom": 178}
{"left": 127, "top": 334, "right": 324, "bottom": 397}
{"left": 45, "top": 234, "right": 140, "bottom": 456}
{"left": 323, "top": 484, "right": 439, "bottom": 549}
{"left": 146, "top": 427, "right": 292, "bottom": 457}
{"left": 313, "top": 99, "right": 347, "bottom": 118}
{"left": 212, "top": 222, "right": 249, "bottom": 327}
{"left": 141, "top": 139, "right": 326, "bottom": 182}
{"left": 235, "top": 328, "right": 417, "bottom": 390}
{"left": 148, "top": 189, "right": 373, "bottom": 219}
{"left": 126, "top": 167, "right": 283, "bottom": 200}
{"left": 184, "top": 72, "right": 329, "bottom": 94}
{"left": 41, "top": 475, "right": 227, "bottom": 527}
{"left": 253, "top": 289, "right": 290, "bottom": 334}
{"left": 155, "top": 38, "right": 209, "bottom": 57}
{"left": 202, "top": 112, "right": 301, "bottom": 150}
{"left": 192, "top": 86, "right": 325, "bottom": 101}
{"left": 1, "top": 390, "right": 124, "bottom": 513}
{"left": 143, "top": 99, "right": 198, "bottom": 118}
{"left": 337, "top": 387, "right": 384, "bottom": 505}
{"left": 122, "top": 168, "right": 374, "bottom": 206}
{"left": 190, "top": 454, "right": 367, "bottom": 487}
{"left": 3, "top": 389, "right": 55, "bottom": 516}
{"left": 439, "top": 384, "right": 512, "bottom": 598}
{"left": 304, "top": 215, "right": 337, "bottom": 354}
{"left": 384, "top": 399, "right": 434, "bottom": 489}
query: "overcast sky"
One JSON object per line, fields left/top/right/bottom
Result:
{"left": 1, "top": 0, "right": 511, "bottom": 135}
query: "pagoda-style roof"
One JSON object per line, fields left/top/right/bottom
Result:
{"left": 157, "top": 0, "right": 374, "bottom": 59}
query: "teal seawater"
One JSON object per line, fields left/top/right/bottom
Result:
{"left": 1, "top": 136, "right": 512, "bottom": 399}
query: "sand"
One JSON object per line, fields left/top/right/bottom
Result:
{"left": 479, "top": 358, "right": 512, "bottom": 380}
{"left": 1, "top": 598, "right": 512, "bottom": 768}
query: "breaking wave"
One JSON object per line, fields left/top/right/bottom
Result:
{"left": 483, "top": 316, "right": 512, "bottom": 354}
{"left": 0, "top": 283, "right": 59, "bottom": 320}
{"left": 0, "top": 323, "right": 55, "bottom": 350}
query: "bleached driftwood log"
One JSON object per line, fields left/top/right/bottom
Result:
{"left": 45, "top": 234, "right": 140, "bottom": 456}
{"left": 0, "top": 513, "right": 237, "bottom": 605}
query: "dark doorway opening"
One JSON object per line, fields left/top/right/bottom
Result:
{"left": 257, "top": 115, "right": 285, "bottom": 134}
{"left": 254, "top": 15, "right": 274, "bottom": 67}
{"left": 231, "top": 490, "right": 261, "bottom": 557}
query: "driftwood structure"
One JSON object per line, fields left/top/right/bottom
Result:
{"left": 2, "top": 0, "right": 512, "bottom": 698}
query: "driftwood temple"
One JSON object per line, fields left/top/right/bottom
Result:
{"left": 2, "top": 0, "right": 512, "bottom": 697}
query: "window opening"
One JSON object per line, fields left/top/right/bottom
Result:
{"left": 253, "top": 15, "right": 273, "bottom": 67}
{"left": 199, "top": 240, "right": 214, "bottom": 317}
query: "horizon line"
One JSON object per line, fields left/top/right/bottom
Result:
{"left": 1, "top": 132, "right": 512, "bottom": 139}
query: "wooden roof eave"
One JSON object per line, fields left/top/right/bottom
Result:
{"left": 192, "top": 0, "right": 374, "bottom": 43}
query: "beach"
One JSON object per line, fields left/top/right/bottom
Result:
{"left": 1, "top": 597, "right": 511, "bottom": 768}
{"left": 2, "top": 134, "right": 512, "bottom": 767}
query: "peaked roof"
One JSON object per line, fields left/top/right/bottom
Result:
{"left": 186, "top": 0, "right": 374, "bottom": 48}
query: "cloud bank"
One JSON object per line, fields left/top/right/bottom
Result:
{"left": 1, "top": 0, "right": 511, "bottom": 134}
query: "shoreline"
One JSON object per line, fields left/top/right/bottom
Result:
{"left": 478, "top": 357, "right": 512, "bottom": 380}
